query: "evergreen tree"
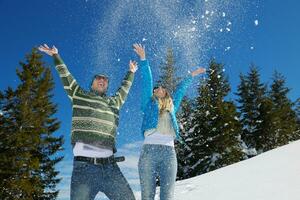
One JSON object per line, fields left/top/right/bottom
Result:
{"left": 294, "top": 98, "right": 300, "bottom": 137}
{"left": 184, "top": 59, "right": 244, "bottom": 178}
{"left": 0, "top": 88, "right": 23, "bottom": 198}
{"left": 0, "top": 49, "right": 64, "bottom": 200}
{"left": 265, "top": 71, "right": 299, "bottom": 148}
{"left": 176, "top": 97, "right": 194, "bottom": 180}
{"left": 295, "top": 98, "right": 300, "bottom": 126}
{"left": 156, "top": 48, "right": 180, "bottom": 93}
{"left": 236, "top": 65, "right": 267, "bottom": 154}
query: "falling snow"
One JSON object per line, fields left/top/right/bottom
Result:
{"left": 225, "top": 47, "right": 231, "bottom": 51}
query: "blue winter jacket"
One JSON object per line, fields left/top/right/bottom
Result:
{"left": 140, "top": 60, "right": 193, "bottom": 143}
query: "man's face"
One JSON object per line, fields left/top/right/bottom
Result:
{"left": 92, "top": 76, "right": 108, "bottom": 94}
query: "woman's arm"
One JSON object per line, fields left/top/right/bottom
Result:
{"left": 133, "top": 44, "right": 153, "bottom": 112}
{"left": 173, "top": 67, "right": 206, "bottom": 112}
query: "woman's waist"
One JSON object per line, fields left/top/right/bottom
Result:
{"left": 143, "top": 131, "right": 175, "bottom": 147}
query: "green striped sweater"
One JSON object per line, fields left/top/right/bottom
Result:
{"left": 53, "top": 54, "right": 134, "bottom": 153}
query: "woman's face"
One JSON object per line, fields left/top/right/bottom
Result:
{"left": 153, "top": 86, "right": 167, "bottom": 98}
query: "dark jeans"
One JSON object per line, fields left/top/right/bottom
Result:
{"left": 71, "top": 160, "right": 135, "bottom": 200}
{"left": 138, "top": 144, "right": 177, "bottom": 200}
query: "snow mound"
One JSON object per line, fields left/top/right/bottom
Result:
{"left": 173, "top": 140, "right": 300, "bottom": 200}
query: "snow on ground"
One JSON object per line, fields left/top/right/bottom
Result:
{"left": 171, "top": 140, "right": 300, "bottom": 200}
{"left": 59, "top": 140, "right": 300, "bottom": 200}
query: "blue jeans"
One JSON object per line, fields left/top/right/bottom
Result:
{"left": 71, "top": 160, "right": 135, "bottom": 200}
{"left": 138, "top": 144, "right": 177, "bottom": 200}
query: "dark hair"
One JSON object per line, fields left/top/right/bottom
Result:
{"left": 94, "top": 74, "right": 109, "bottom": 82}
{"left": 90, "top": 74, "right": 109, "bottom": 92}
{"left": 153, "top": 85, "right": 170, "bottom": 93}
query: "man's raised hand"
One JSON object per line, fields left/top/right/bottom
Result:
{"left": 129, "top": 60, "right": 138, "bottom": 73}
{"left": 38, "top": 44, "right": 58, "bottom": 56}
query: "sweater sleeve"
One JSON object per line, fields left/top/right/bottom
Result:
{"left": 110, "top": 71, "right": 134, "bottom": 109}
{"left": 53, "top": 54, "right": 81, "bottom": 101}
{"left": 140, "top": 59, "right": 153, "bottom": 112}
{"left": 172, "top": 75, "right": 193, "bottom": 113}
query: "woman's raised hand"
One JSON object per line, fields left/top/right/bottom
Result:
{"left": 191, "top": 67, "right": 206, "bottom": 77}
{"left": 133, "top": 43, "right": 146, "bottom": 60}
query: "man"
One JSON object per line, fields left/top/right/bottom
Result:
{"left": 39, "top": 44, "right": 137, "bottom": 200}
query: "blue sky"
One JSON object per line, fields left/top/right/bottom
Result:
{"left": 1, "top": 0, "right": 300, "bottom": 199}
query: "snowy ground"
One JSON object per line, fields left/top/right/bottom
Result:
{"left": 168, "top": 140, "right": 300, "bottom": 200}
{"left": 58, "top": 140, "right": 300, "bottom": 199}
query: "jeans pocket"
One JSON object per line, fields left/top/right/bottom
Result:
{"left": 73, "top": 161, "right": 89, "bottom": 173}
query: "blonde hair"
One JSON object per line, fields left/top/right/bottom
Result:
{"left": 155, "top": 89, "right": 174, "bottom": 114}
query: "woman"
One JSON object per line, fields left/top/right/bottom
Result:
{"left": 133, "top": 44, "right": 206, "bottom": 200}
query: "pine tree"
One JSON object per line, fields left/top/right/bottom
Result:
{"left": 176, "top": 97, "right": 194, "bottom": 180}
{"left": 0, "top": 88, "right": 23, "bottom": 198}
{"left": 236, "top": 65, "right": 267, "bottom": 154}
{"left": 0, "top": 49, "right": 64, "bottom": 200}
{"left": 294, "top": 98, "right": 300, "bottom": 138}
{"left": 264, "top": 71, "right": 299, "bottom": 149}
{"left": 295, "top": 98, "right": 300, "bottom": 125}
{"left": 156, "top": 48, "right": 180, "bottom": 93}
{"left": 184, "top": 59, "right": 244, "bottom": 177}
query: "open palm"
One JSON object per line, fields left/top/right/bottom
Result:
{"left": 38, "top": 44, "right": 58, "bottom": 56}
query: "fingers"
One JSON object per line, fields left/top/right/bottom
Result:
{"left": 38, "top": 45, "right": 44, "bottom": 51}
{"left": 39, "top": 44, "right": 56, "bottom": 51}
{"left": 133, "top": 43, "right": 146, "bottom": 60}
{"left": 190, "top": 67, "right": 206, "bottom": 77}
{"left": 133, "top": 43, "right": 138, "bottom": 48}
{"left": 132, "top": 61, "right": 137, "bottom": 67}
{"left": 133, "top": 48, "right": 139, "bottom": 54}
{"left": 38, "top": 44, "right": 49, "bottom": 52}
{"left": 200, "top": 68, "right": 206, "bottom": 73}
{"left": 38, "top": 44, "right": 46, "bottom": 50}
{"left": 133, "top": 44, "right": 140, "bottom": 53}
{"left": 129, "top": 60, "right": 137, "bottom": 66}
{"left": 133, "top": 43, "right": 144, "bottom": 51}
{"left": 129, "top": 60, "right": 138, "bottom": 73}
{"left": 38, "top": 44, "right": 58, "bottom": 56}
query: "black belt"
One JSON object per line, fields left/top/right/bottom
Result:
{"left": 74, "top": 156, "right": 125, "bottom": 165}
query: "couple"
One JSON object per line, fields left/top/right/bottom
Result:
{"left": 39, "top": 44, "right": 205, "bottom": 200}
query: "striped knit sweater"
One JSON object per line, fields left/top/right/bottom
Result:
{"left": 53, "top": 54, "right": 134, "bottom": 153}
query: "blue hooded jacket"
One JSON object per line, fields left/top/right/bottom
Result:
{"left": 140, "top": 60, "right": 193, "bottom": 143}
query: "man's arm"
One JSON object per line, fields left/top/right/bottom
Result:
{"left": 110, "top": 60, "right": 137, "bottom": 109}
{"left": 38, "top": 44, "right": 80, "bottom": 101}
{"left": 53, "top": 54, "right": 80, "bottom": 100}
